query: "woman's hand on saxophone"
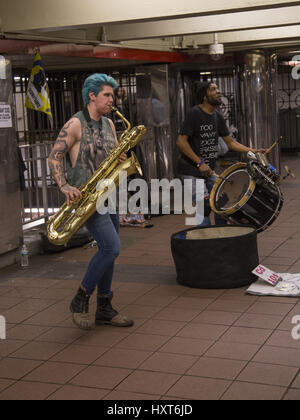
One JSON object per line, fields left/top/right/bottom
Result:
{"left": 60, "top": 183, "right": 82, "bottom": 205}
{"left": 119, "top": 152, "right": 127, "bottom": 163}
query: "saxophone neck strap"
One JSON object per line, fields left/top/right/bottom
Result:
{"left": 82, "top": 106, "right": 102, "bottom": 131}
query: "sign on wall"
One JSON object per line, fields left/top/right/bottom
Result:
{"left": 0, "top": 104, "right": 12, "bottom": 128}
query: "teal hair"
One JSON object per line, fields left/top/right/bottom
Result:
{"left": 82, "top": 73, "right": 118, "bottom": 105}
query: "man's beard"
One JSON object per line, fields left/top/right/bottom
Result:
{"left": 207, "top": 96, "right": 222, "bottom": 107}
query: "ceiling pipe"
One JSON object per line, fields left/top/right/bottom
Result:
{"left": 29, "top": 43, "right": 193, "bottom": 62}
{"left": 1, "top": 31, "right": 178, "bottom": 52}
{"left": 0, "top": 38, "right": 195, "bottom": 63}
{"left": 2, "top": 31, "right": 128, "bottom": 48}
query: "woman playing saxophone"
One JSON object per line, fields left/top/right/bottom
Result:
{"left": 48, "top": 73, "right": 134, "bottom": 330}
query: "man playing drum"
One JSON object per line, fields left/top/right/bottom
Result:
{"left": 177, "top": 81, "right": 264, "bottom": 226}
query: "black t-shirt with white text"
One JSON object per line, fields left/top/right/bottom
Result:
{"left": 178, "top": 106, "right": 229, "bottom": 178}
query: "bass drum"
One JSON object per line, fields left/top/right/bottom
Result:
{"left": 210, "top": 163, "right": 283, "bottom": 233}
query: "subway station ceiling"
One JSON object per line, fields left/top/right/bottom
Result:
{"left": 0, "top": 0, "right": 300, "bottom": 70}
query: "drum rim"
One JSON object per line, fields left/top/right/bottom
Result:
{"left": 171, "top": 224, "right": 257, "bottom": 242}
{"left": 210, "top": 162, "right": 256, "bottom": 216}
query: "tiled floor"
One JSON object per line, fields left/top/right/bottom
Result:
{"left": 0, "top": 155, "right": 300, "bottom": 400}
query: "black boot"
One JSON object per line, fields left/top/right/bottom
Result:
{"left": 70, "top": 286, "right": 93, "bottom": 330}
{"left": 95, "top": 293, "right": 134, "bottom": 327}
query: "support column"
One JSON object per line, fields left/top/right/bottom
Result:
{"left": 135, "top": 64, "right": 174, "bottom": 182}
{"left": 0, "top": 57, "right": 23, "bottom": 268}
{"left": 237, "top": 50, "right": 280, "bottom": 170}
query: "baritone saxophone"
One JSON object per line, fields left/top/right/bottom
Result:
{"left": 47, "top": 107, "right": 146, "bottom": 245}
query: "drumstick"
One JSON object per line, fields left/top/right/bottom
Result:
{"left": 213, "top": 172, "right": 233, "bottom": 184}
{"left": 213, "top": 172, "right": 224, "bottom": 180}
{"left": 264, "top": 142, "right": 278, "bottom": 155}
{"left": 264, "top": 137, "right": 283, "bottom": 155}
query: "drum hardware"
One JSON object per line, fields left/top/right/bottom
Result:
{"left": 247, "top": 151, "right": 257, "bottom": 161}
{"left": 238, "top": 209, "right": 262, "bottom": 227}
{"left": 251, "top": 193, "right": 278, "bottom": 213}
{"left": 247, "top": 137, "right": 286, "bottom": 184}
{"left": 256, "top": 152, "right": 269, "bottom": 168}
{"left": 248, "top": 162, "right": 276, "bottom": 186}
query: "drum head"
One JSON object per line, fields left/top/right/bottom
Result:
{"left": 210, "top": 163, "right": 255, "bottom": 216}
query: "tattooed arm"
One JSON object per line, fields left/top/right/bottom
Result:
{"left": 48, "top": 118, "right": 82, "bottom": 205}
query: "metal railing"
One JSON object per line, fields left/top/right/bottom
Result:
{"left": 19, "top": 129, "right": 127, "bottom": 230}
{"left": 20, "top": 142, "right": 64, "bottom": 229}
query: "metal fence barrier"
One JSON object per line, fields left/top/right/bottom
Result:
{"left": 20, "top": 142, "right": 64, "bottom": 229}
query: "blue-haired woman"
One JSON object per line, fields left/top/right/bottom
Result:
{"left": 48, "top": 73, "right": 133, "bottom": 330}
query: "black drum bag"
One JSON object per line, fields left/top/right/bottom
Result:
{"left": 171, "top": 225, "right": 259, "bottom": 289}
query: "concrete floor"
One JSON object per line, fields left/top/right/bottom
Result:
{"left": 0, "top": 154, "right": 300, "bottom": 400}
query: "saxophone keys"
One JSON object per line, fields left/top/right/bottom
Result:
{"left": 75, "top": 208, "right": 86, "bottom": 218}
